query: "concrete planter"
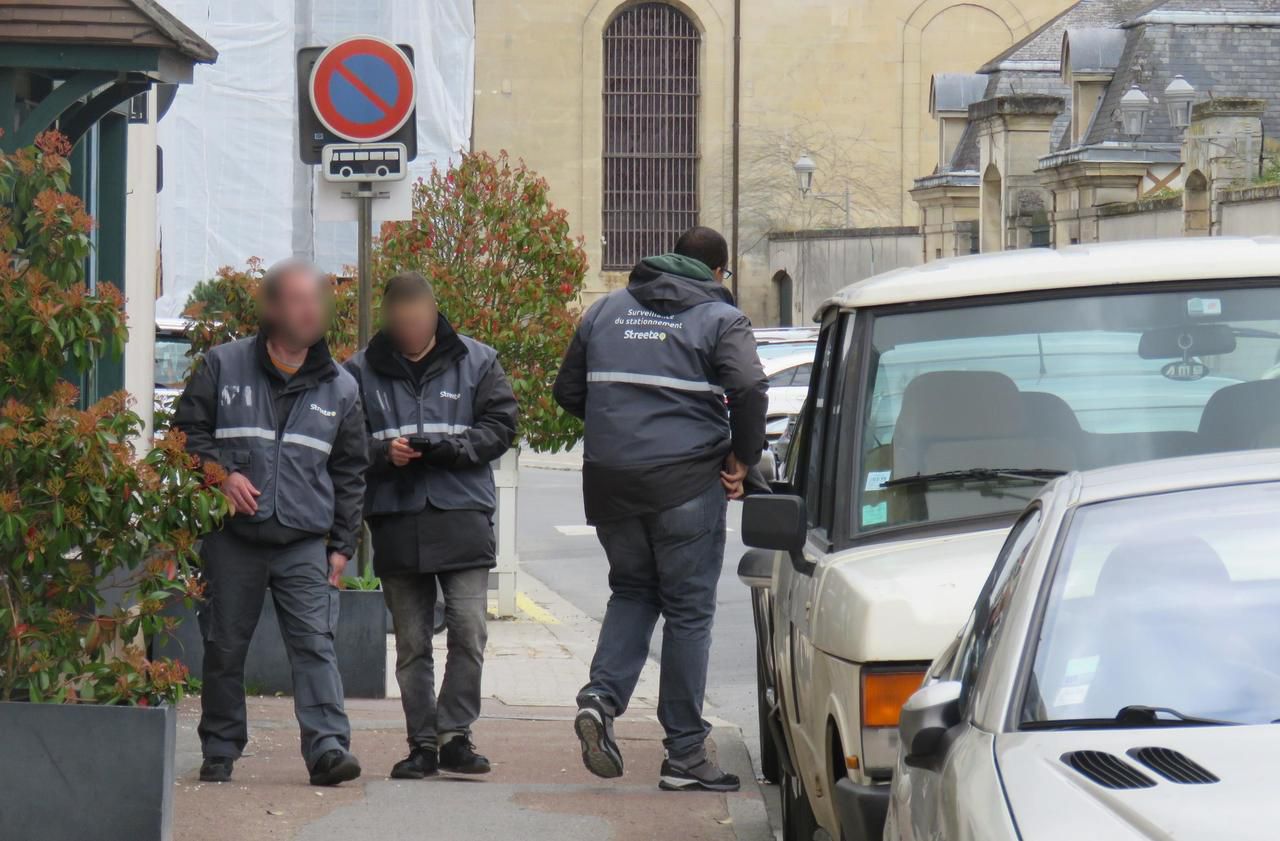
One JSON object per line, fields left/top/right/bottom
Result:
{"left": 153, "top": 589, "right": 388, "bottom": 698}
{"left": 0, "top": 700, "right": 176, "bottom": 841}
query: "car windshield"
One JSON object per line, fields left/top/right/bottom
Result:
{"left": 1022, "top": 482, "right": 1280, "bottom": 726}
{"left": 155, "top": 335, "right": 192, "bottom": 389}
{"left": 856, "top": 282, "right": 1280, "bottom": 533}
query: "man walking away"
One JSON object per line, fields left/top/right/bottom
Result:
{"left": 553, "top": 226, "right": 768, "bottom": 792}
{"left": 174, "top": 259, "right": 368, "bottom": 786}
{"left": 346, "top": 272, "right": 518, "bottom": 779}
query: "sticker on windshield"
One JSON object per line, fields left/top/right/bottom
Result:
{"left": 1053, "top": 684, "right": 1090, "bottom": 707}
{"left": 861, "top": 501, "right": 888, "bottom": 526}
{"left": 865, "top": 470, "right": 892, "bottom": 492}
{"left": 1065, "top": 654, "right": 1099, "bottom": 679}
{"left": 1187, "top": 297, "right": 1222, "bottom": 317}
{"left": 1162, "top": 359, "right": 1209, "bottom": 381}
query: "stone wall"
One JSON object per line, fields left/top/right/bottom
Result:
{"left": 767, "top": 227, "right": 922, "bottom": 325}
{"left": 1095, "top": 196, "right": 1183, "bottom": 242}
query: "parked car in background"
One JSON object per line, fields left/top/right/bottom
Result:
{"left": 154, "top": 318, "right": 193, "bottom": 425}
{"left": 888, "top": 449, "right": 1280, "bottom": 841}
{"left": 754, "top": 330, "right": 818, "bottom": 468}
{"left": 738, "top": 237, "right": 1280, "bottom": 841}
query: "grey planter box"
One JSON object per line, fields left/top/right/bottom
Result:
{"left": 153, "top": 590, "right": 388, "bottom": 698}
{"left": 0, "top": 700, "right": 176, "bottom": 841}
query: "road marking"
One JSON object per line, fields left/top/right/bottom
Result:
{"left": 516, "top": 592, "right": 560, "bottom": 625}
{"left": 554, "top": 524, "right": 597, "bottom": 536}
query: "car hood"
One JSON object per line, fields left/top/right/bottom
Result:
{"left": 811, "top": 526, "right": 1009, "bottom": 662}
{"left": 997, "top": 725, "right": 1280, "bottom": 840}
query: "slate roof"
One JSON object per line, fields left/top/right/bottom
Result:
{"left": 939, "top": 0, "right": 1151, "bottom": 175}
{"left": 1083, "top": 5, "right": 1280, "bottom": 146}
{"left": 0, "top": 0, "right": 216, "bottom": 63}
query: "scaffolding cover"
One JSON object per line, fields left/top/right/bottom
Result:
{"left": 155, "top": 0, "right": 474, "bottom": 318}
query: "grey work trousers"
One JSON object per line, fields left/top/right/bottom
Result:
{"left": 382, "top": 566, "right": 489, "bottom": 750}
{"left": 196, "top": 530, "right": 351, "bottom": 768}
{"left": 578, "top": 479, "right": 728, "bottom": 759}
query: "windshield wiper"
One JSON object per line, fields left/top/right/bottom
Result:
{"left": 882, "top": 468, "right": 1067, "bottom": 489}
{"left": 1022, "top": 704, "right": 1238, "bottom": 730}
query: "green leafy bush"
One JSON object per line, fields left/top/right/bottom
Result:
{"left": 0, "top": 133, "right": 228, "bottom": 705}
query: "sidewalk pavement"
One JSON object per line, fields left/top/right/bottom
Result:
{"left": 172, "top": 572, "right": 774, "bottom": 841}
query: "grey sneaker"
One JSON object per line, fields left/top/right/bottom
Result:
{"left": 659, "top": 754, "right": 740, "bottom": 792}
{"left": 574, "top": 696, "right": 624, "bottom": 779}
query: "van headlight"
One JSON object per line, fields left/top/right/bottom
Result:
{"left": 860, "top": 667, "right": 927, "bottom": 778}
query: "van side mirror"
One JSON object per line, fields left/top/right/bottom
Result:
{"left": 900, "top": 681, "right": 962, "bottom": 770}
{"left": 742, "top": 495, "right": 814, "bottom": 574}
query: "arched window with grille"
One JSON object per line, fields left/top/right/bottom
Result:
{"left": 602, "top": 3, "right": 700, "bottom": 270}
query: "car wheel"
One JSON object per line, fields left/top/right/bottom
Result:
{"left": 756, "top": 646, "right": 781, "bottom": 784}
{"left": 781, "top": 763, "right": 819, "bottom": 841}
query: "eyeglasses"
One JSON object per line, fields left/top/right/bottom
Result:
{"left": 722, "top": 268, "right": 734, "bottom": 280}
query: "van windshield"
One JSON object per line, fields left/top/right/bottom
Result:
{"left": 857, "top": 282, "right": 1280, "bottom": 533}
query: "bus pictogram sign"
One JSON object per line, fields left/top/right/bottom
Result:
{"left": 308, "top": 36, "right": 416, "bottom": 144}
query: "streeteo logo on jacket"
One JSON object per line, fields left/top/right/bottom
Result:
{"left": 440, "top": 390, "right": 461, "bottom": 400}
{"left": 623, "top": 329, "right": 668, "bottom": 342}
{"left": 310, "top": 403, "right": 337, "bottom": 417}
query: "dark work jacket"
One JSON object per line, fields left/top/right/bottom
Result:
{"left": 553, "top": 254, "right": 768, "bottom": 523}
{"left": 344, "top": 317, "right": 518, "bottom": 575}
{"left": 173, "top": 333, "right": 369, "bottom": 558}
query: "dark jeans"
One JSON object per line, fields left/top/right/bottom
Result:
{"left": 383, "top": 567, "right": 489, "bottom": 750}
{"left": 579, "top": 479, "right": 728, "bottom": 759}
{"left": 197, "top": 530, "right": 350, "bottom": 768}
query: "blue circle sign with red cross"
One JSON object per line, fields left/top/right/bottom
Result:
{"left": 309, "top": 36, "right": 416, "bottom": 143}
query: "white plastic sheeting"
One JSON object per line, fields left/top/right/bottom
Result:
{"left": 155, "top": 0, "right": 474, "bottom": 318}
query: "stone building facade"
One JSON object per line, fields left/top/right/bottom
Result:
{"left": 472, "top": 0, "right": 1072, "bottom": 321}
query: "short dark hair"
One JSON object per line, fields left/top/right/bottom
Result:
{"left": 673, "top": 226, "right": 729, "bottom": 272}
{"left": 382, "top": 271, "right": 436, "bottom": 308}
{"left": 261, "top": 258, "right": 323, "bottom": 302}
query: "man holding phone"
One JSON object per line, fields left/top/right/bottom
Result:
{"left": 346, "top": 272, "right": 518, "bottom": 779}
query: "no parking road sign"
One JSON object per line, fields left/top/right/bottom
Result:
{"left": 297, "top": 36, "right": 418, "bottom": 164}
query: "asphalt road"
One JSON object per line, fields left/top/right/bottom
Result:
{"left": 515, "top": 466, "right": 761, "bottom": 764}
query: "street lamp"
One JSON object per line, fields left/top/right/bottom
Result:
{"left": 793, "top": 154, "right": 816, "bottom": 194}
{"left": 1118, "top": 85, "right": 1151, "bottom": 143}
{"left": 1164, "top": 74, "right": 1197, "bottom": 130}
{"left": 792, "top": 153, "right": 850, "bottom": 226}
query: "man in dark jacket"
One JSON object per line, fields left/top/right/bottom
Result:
{"left": 345, "top": 272, "right": 518, "bottom": 779}
{"left": 174, "top": 259, "right": 369, "bottom": 787}
{"left": 553, "top": 226, "right": 768, "bottom": 792}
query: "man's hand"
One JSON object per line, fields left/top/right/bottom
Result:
{"left": 721, "top": 452, "right": 749, "bottom": 501}
{"left": 388, "top": 437, "right": 422, "bottom": 467}
{"left": 327, "top": 551, "right": 349, "bottom": 588}
{"left": 222, "top": 471, "right": 261, "bottom": 515}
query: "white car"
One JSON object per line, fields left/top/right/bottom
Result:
{"left": 888, "top": 449, "right": 1280, "bottom": 841}
{"left": 154, "top": 317, "right": 193, "bottom": 422}
{"left": 764, "top": 349, "right": 814, "bottom": 435}
{"left": 738, "top": 237, "right": 1280, "bottom": 841}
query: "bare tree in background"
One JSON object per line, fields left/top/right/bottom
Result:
{"left": 734, "top": 117, "right": 896, "bottom": 256}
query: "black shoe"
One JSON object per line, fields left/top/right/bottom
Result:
{"left": 390, "top": 748, "right": 439, "bottom": 780}
{"left": 438, "top": 736, "right": 491, "bottom": 774}
{"left": 658, "top": 756, "right": 740, "bottom": 792}
{"left": 199, "top": 756, "right": 235, "bottom": 783}
{"left": 309, "top": 749, "right": 363, "bottom": 786}
{"left": 574, "top": 696, "right": 623, "bottom": 779}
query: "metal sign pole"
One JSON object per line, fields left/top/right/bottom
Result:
{"left": 356, "top": 187, "right": 374, "bottom": 349}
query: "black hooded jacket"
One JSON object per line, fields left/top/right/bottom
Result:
{"left": 554, "top": 255, "right": 768, "bottom": 522}
{"left": 345, "top": 315, "right": 519, "bottom": 574}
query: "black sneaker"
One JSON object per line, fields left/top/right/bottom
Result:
{"left": 439, "top": 736, "right": 491, "bottom": 774}
{"left": 198, "top": 756, "right": 235, "bottom": 783}
{"left": 390, "top": 747, "right": 439, "bottom": 780}
{"left": 309, "top": 749, "right": 362, "bottom": 786}
{"left": 658, "top": 755, "right": 740, "bottom": 792}
{"left": 574, "top": 696, "right": 623, "bottom": 779}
